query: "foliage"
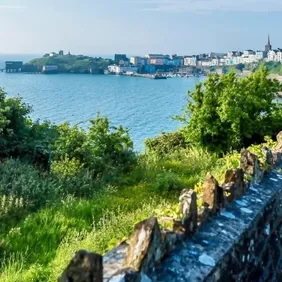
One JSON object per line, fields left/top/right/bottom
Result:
{"left": 51, "top": 157, "right": 84, "bottom": 177}
{"left": 25, "top": 55, "right": 113, "bottom": 74}
{"left": 255, "top": 61, "right": 282, "bottom": 75}
{"left": 0, "top": 89, "right": 56, "bottom": 160}
{"left": 247, "top": 136, "right": 277, "bottom": 169}
{"left": 51, "top": 115, "right": 136, "bottom": 176}
{"left": 212, "top": 152, "right": 241, "bottom": 184}
{"left": 0, "top": 144, "right": 218, "bottom": 281}
{"left": 144, "top": 131, "right": 188, "bottom": 156}
{"left": 177, "top": 67, "right": 282, "bottom": 154}
{"left": 155, "top": 171, "right": 182, "bottom": 193}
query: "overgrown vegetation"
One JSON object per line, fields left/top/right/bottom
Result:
{"left": 1, "top": 67, "right": 282, "bottom": 281}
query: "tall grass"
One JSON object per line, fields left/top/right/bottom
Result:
{"left": 0, "top": 147, "right": 218, "bottom": 281}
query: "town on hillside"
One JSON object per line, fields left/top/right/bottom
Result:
{"left": 3, "top": 35, "right": 282, "bottom": 77}
{"left": 108, "top": 35, "right": 282, "bottom": 76}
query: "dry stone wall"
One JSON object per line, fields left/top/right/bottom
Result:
{"left": 58, "top": 133, "right": 282, "bottom": 282}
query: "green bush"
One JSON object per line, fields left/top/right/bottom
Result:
{"left": 177, "top": 67, "right": 282, "bottom": 154}
{"left": 51, "top": 114, "right": 136, "bottom": 176}
{"left": 155, "top": 171, "right": 182, "bottom": 193}
{"left": 145, "top": 131, "right": 188, "bottom": 156}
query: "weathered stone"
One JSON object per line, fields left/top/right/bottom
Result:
{"left": 108, "top": 268, "right": 141, "bottom": 282}
{"left": 152, "top": 170, "right": 282, "bottom": 282}
{"left": 222, "top": 168, "right": 245, "bottom": 202}
{"left": 158, "top": 217, "right": 185, "bottom": 234}
{"left": 162, "top": 231, "right": 178, "bottom": 255}
{"left": 273, "top": 151, "right": 282, "bottom": 167}
{"left": 277, "top": 131, "right": 282, "bottom": 143}
{"left": 179, "top": 189, "right": 198, "bottom": 236}
{"left": 125, "top": 217, "right": 164, "bottom": 274}
{"left": 202, "top": 173, "right": 222, "bottom": 214}
{"left": 273, "top": 131, "right": 282, "bottom": 155}
{"left": 244, "top": 180, "right": 250, "bottom": 192}
{"left": 240, "top": 150, "right": 264, "bottom": 184}
{"left": 103, "top": 243, "right": 129, "bottom": 281}
{"left": 58, "top": 250, "right": 103, "bottom": 282}
{"left": 197, "top": 207, "right": 211, "bottom": 224}
{"left": 262, "top": 147, "right": 273, "bottom": 172}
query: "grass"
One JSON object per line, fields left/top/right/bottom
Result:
{"left": 0, "top": 147, "right": 222, "bottom": 281}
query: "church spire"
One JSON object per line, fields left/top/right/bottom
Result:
{"left": 265, "top": 34, "right": 272, "bottom": 52}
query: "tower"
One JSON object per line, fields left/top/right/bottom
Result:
{"left": 265, "top": 34, "right": 272, "bottom": 52}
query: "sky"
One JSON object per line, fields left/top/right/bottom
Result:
{"left": 0, "top": 0, "right": 281, "bottom": 56}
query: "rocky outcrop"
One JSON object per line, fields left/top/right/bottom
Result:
{"left": 58, "top": 250, "right": 103, "bottom": 282}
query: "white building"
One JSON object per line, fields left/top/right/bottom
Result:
{"left": 108, "top": 65, "right": 138, "bottom": 74}
{"left": 255, "top": 51, "right": 264, "bottom": 60}
{"left": 42, "top": 65, "right": 58, "bottom": 72}
{"left": 277, "top": 49, "right": 282, "bottom": 62}
{"left": 268, "top": 50, "right": 278, "bottom": 62}
{"left": 130, "top": 56, "right": 147, "bottom": 66}
{"left": 200, "top": 60, "right": 212, "bottom": 67}
{"left": 211, "top": 58, "right": 220, "bottom": 66}
{"left": 243, "top": 50, "right": 255, "bottom": 56}
{"left": 184, "top": 56, "right": 197, "bottom": 66}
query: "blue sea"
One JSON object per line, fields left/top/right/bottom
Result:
{"left": 0, "top": 61, "right": 203, "bottom": 150}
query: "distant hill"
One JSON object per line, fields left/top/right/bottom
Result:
{"left": 24, "top": 54, "right": 113, "bottom": 74}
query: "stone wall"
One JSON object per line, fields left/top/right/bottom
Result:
{"left": 58, "top": 133, "right": 282, "bottom": 282}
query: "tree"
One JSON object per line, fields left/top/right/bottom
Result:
{"left": 177, "top": 67, "right": 282, "bottom": 154}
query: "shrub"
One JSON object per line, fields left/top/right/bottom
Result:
{"left": 51, "top": 115, "right": 136, "bottom": 176}
{"left": 155, "top": 171, "right": 182, "bottom": 193}
{"left": 177, "top": 67, "right": 282, "bottom": 154}
{"left": 51, "top": 157, "right": 84, "bottom": 177}
{"left": 144, "top": 131, "right": 188, "bottom": 156}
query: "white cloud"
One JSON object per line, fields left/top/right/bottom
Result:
{"left": 131, "top": 0, "right": 282, "bottom": 12}
{"left": 0, "top": 5, "right": 26, "bottom": 9}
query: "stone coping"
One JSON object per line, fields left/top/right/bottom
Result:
{"left": 152, "top": 169, "right": 282, "bottom": 281}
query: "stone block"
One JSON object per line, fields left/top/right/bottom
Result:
{"left": 108, "top": 270, "right": 152, "bottom": 282}
{"left": 202, "top": 173, "right": 222, "bottom": 214}
{"left": 262, "top": 147, "right": 273, "bottom": 172}
{"left": 223, "top": 168, "right": 245, "bottom": 202}
{"left": 272, "top": 151, "right": 282, "bottom": 167}
{"left": 108, "top": 268, "right": 141, "bottom": 282}
{"left": 179, "top": 189, "right": 198, "bottom": 236}
{"left": 58, "top": 250, "right": 103, "bottom": 282}
{"left": 162, "top": 231, "right": 181, "bottom": 255}
{"left": 103, "top": 243, "right": 129, "bottom": 281}
{"left": 240, "top": 150, "right": 264, "bottom": 184}
{"left": 277, "top": 131, "right": 282, "bottom": 143}
{"left": 125, "top": 217, "right": 164, "bottom": 274}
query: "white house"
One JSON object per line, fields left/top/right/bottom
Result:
{"left": 108, "top": 65, "right": 138, "bottom": 74}
{"left": 268, "top": 50, "right": 278, "bottom": 62}
{"left": 184, "top": 56, "right": 197, "bottom": 66}
{"left": 255, "top": 51, "right": 264, "bottom": 60}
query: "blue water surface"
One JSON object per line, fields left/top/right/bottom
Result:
{"left": 0, "top": 73, "right": 203, "bottom": 150}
